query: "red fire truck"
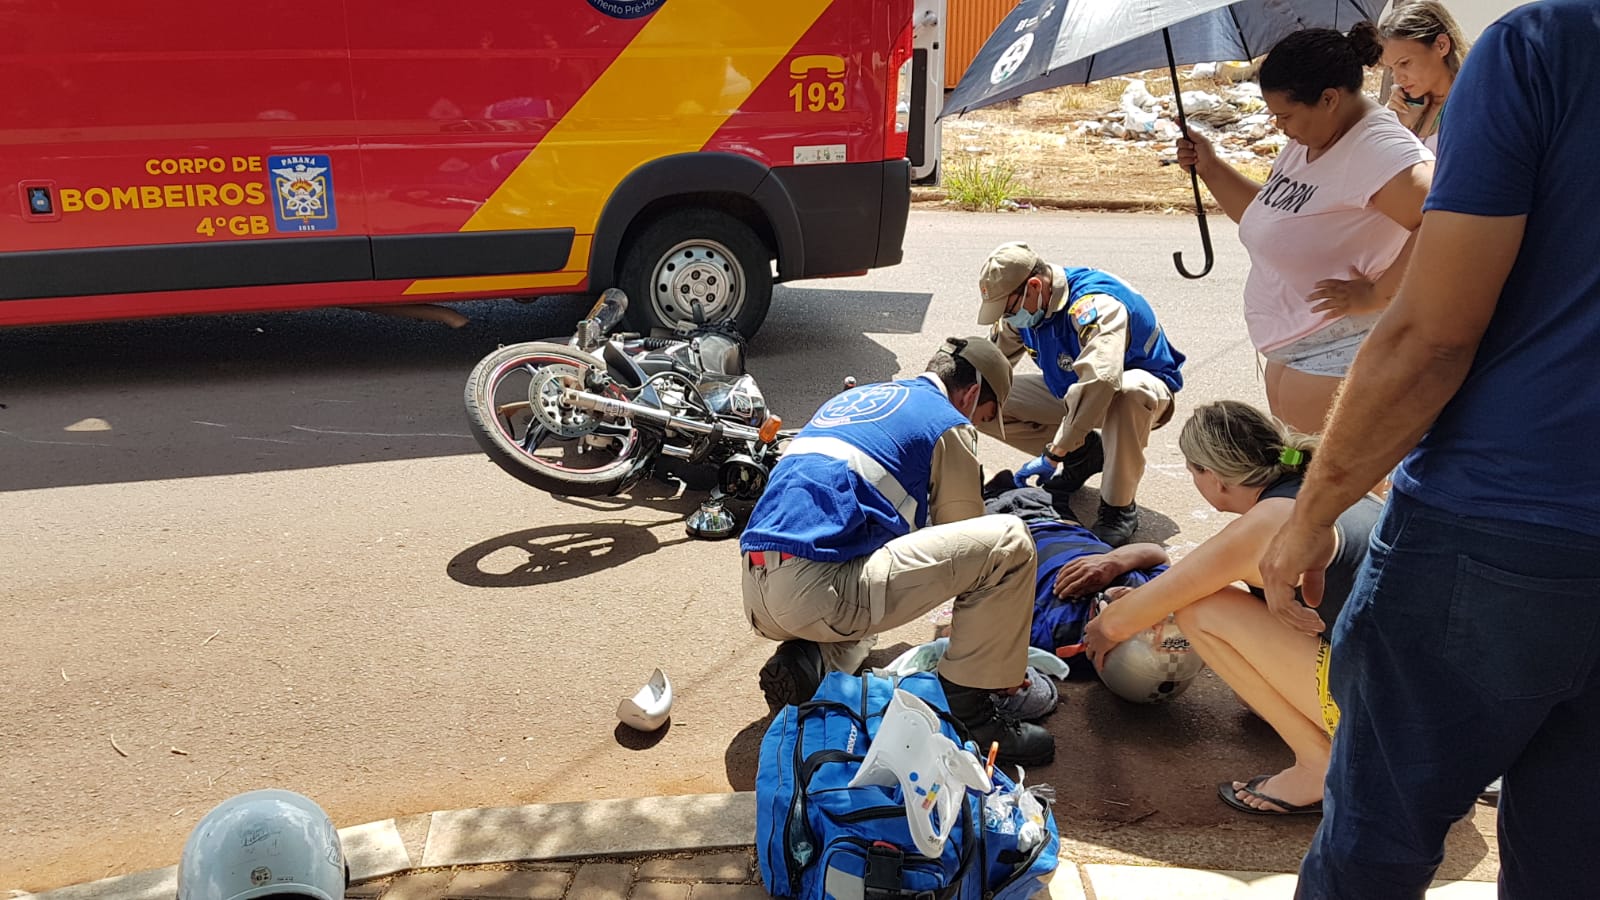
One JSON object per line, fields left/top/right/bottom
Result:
{"left": 0, "top": 0, "right": 941, "bottom": 336}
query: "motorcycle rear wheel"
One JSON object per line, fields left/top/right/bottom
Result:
{"left": 463, "top": 342, "right": 658, "bottom": 497}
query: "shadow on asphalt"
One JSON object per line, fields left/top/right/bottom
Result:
{"left": 720, "top": 641, "right": 922, "bottom": 793}
{"left": 723, "top": 716, "right": 770, "bottom": 793}
{"left": 447, "top": 522, "right": 694, "bottom": 588}
{"left": 0, "top": 286, "right": 931, "bottom": 491}
{"left": 614, "top": 719, "right": 672, "bottom": 750}
{"left": 1054, "top": 484, "right": 1183, "bottom": 546}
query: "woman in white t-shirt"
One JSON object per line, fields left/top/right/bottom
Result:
{"left": 1379, "top": 0, "right": 1471, "bottom": 153}
{"left": 1177, "top": 24, "right": 1434, "bottom": 434}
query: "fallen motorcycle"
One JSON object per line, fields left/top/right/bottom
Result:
{"left": 463, "top": 289, "right": 790, "bottom": 538}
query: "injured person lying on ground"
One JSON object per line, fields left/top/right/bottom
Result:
{"left": 977, "top": 473, "right": 1190, "bottom": 715}
{"left": 854, "top": 473, "right": 1175, "bottom": 723}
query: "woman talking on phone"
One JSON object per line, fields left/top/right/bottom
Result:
{"left": 1380, "top": 0, "right": 1471, "bottom": 152}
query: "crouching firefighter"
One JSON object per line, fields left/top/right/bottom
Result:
{"left": 740, "top": 336, "right": 1054, "bottom": 766}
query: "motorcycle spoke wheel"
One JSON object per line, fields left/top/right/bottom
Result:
{"left": 464, "top": 343, "right": 657, "bottom": 496}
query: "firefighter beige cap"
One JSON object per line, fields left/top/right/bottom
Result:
{"left": 943, "top": 335, "right": 1011, "bottom": 412}
{"left": 977, "top": 242, "right": 1040, "bottom": 325}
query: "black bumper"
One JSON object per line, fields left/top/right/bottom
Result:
{"left": 762, "top": 159, "right": 911, "bottom": 279}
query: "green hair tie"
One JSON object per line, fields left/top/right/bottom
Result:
{"left": 1279, "top": 447, "right": 1306, "bottom": 467}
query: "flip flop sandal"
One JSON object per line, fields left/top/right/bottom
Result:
{"left": 1217, "top": 775, "right": 1323, "bottom": 816}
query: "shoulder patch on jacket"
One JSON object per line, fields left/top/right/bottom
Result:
{"left": 1068, "top": 296, "right": 1099, "bottom": 329}
{"left": 1069, "top": 294, "right": 1109, "bottom": 342}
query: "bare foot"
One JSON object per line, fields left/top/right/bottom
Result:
{"left": 1232, "top": 764, "right": 1324, "bottom": 812}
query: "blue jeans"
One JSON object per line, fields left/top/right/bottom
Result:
{"left": 1297, "top": 492, "right": 1600, "bottom": 900}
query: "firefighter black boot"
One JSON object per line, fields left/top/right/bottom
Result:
{"left": 1090, "top": 500, "right": 1140, "bottom": 548}
{"left": 940, "top": 675, "right": 1056, "bottom": 767}
{"left": 758, "top": 640, "right": 825, "bottom": 710}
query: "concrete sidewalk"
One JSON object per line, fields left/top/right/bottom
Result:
{"left": 27, "top": 793, "right": 1497, "bottom": 900}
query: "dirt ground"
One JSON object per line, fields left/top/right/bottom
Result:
{"left": 935, "top": 77, "right": 1264, "bottom": 211}
{"left": 936, "top": 70, "right": 1387, "bottom": 210}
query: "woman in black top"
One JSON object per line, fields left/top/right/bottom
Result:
{"left": 1083, "top": 401, "right": 1382, "bottom": 815}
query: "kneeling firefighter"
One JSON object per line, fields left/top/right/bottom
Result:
{"left": 740, "top": 336, "right": 1055, "bottom": 766}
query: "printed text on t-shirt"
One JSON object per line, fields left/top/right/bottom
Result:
{"left": 1256, "top": 172, "right": 1319, "bottom": 214}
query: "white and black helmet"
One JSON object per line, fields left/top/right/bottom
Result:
{"left": 177, "top": 789, "right": 347, "bottom": 900}
{"left": 1095, "top": 608, "right": 1206, "bottom": 705}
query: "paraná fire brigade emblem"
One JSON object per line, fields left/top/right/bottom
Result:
{"left": 268, "top": 154, "right": 338, "bottom": 233}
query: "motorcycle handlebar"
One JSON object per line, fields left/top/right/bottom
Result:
{"left": 559, "top": 387, "right": 765, "bottom": 443}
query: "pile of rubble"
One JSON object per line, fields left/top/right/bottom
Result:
{"left": 1074, "top": 76, "right": 1288, "bottom": 163}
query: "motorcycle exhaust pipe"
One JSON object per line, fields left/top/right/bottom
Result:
{"left": 560, "top": 389, "right": 764, "bottom": 443}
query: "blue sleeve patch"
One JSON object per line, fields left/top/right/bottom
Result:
{"left": 1069, "top": 296, "right": 1100, "bottom": 330}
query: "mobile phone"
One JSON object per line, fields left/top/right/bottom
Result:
{"left": 1402, "top": 90, "right": 1426, "bottom": 107}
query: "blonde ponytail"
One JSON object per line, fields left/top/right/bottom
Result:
{"left": 1178, "top": 400, "right": 1320, "bottom": 487}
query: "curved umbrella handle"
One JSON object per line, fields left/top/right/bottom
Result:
{"left": 1174, "top": 169, "right": 1214, "bottom": 279}
{"left": 1164, "top": 27, "right": 1214, "bottom": 280}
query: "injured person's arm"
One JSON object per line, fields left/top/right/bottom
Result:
{"left": 1053, "top": 542, "right": 1169, "bottom": 598}
{"left": 1088, "top": 512, "right": 1276, "bottom": 645}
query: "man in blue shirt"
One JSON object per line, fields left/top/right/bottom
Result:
{"left": 1261, "top": 2, "right": 1600, "bottom": 896}
{"left": 975, "top": 243, "right": 1185, "bottom": 548}
{"left": 741, "top": 337, "right": 1054, "bottom": 766}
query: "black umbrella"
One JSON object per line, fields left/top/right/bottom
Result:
{"left": 944, "top": 0, "right": 1385, "bottom": 278}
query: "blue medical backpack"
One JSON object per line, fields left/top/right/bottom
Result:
{"left": 756, "top": 670, "right": 1059, "bottom": 899}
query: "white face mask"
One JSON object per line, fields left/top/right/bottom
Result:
{"left": 963, "top": 370, "right": 984, "bottom": 421}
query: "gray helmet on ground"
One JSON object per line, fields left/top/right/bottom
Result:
{"left": 1096, "top": 611, "right": 1205, "bottom": 704}
{"left": 178, "top": 789, "right": 347, "bottom": 900}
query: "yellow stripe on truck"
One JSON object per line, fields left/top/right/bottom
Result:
{"left": 405, "top": 0, "right": 834, "bottom": 296}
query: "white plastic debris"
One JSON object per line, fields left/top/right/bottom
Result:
{"left": 1121, "top": 108, "right": 1159, "bottom": 135}
{"left": 1180, "top": 90, "right": 1224, "bottom": 113}
{"left": 1119, "top": 79, "right": 1160, "bottom": 113}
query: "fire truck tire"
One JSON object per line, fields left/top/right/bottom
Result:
{"left": 618, "top": 208, "right": 773, "bottom": 338}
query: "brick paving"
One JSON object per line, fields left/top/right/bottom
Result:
{"left": 346, "top": 850, "right": 1496, "bottom": 900}
{"left": 352, "top": 850, "right": 767, "bottom": 900}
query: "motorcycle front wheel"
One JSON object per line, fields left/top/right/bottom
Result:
{"left": 463, "top": 342, "right": 659, "bottom": 497}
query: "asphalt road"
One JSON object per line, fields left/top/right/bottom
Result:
{"left": 0, "top": 211, "right": 1497, "bottom": 890}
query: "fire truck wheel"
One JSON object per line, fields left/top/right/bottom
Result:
{"left": 618, "top": 208, "right": 773, "bottom": 338}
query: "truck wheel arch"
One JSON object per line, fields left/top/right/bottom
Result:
{"left": 589, "top": 153, "right": 805, "bottom": 290}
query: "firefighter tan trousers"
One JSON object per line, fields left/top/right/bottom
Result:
{"left": 742, "top": 514, "right": 1036, "bottom": 689}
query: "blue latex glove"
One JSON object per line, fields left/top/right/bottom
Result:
{"left": 1013, "top": 453, "right": 1058, "bottom": 487}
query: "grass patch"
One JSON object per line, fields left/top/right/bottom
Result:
{"left": 944, "top": 155, "right": 1023, "bottom": 211}
{"left": 1039, "top": 80, "right": 1131, "bottom": 116}
{"left": 1237, "top": 158, "right": 1275, "bottom": 182}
